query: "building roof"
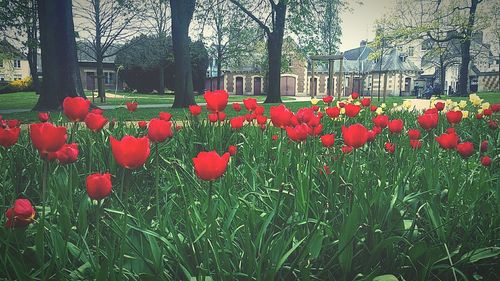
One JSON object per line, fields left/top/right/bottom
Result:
{"left": 0, "top": 39, "right": 26, "bottom": 59}
{"left": 343, "top": 44, "right": 373, "bottom": 61}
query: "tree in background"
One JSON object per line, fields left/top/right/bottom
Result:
{"left": 228, "top": 0, "right": 344, "bottom": 103}
{"left": 142, "top": 0, "right": 170, "bottom": 94}
{"left": 34, "top": 0, "right": 85, "bottom": 110}
{"left": 382, "top": 0, "right": 489, "bottom": 96}
{"left": 169, "top": 0, "right": 196, "bottom": 108}
{"left": 196, "top": 0, "right": 262, "bottom": 90}
{"left": 0, "top": 0, "right": 39, "bottom": 92}
{"left": 75, "top": 0, "right": 141, "bottom": 102}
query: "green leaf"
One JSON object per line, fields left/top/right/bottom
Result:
{"left": 460, "top": 247, "right": 500, "bottom": 263}
{"left": 339, "top": 204, "right": 361, "bottom": 273}
{"left": 373, "top": 274, "right": 399, "bottom": 281}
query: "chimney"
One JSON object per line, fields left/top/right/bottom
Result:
{"left": 360, "top": 40, "right": 367, "bottom": 47}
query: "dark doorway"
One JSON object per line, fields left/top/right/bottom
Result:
{"left": 86, "top": 72, "right": 95, "bottom": 90}
{"left": 309, "top": 77, "right": 318, "bottom": 96}
{"left": 254, "top": 77, "right": 262, "bottom": 95}
{"left": 352, "top": 78, "right": 361, "bottom": 94}
{"left": 404, "top": 77, "right": 411, "bottom": 93}
{"left": 235, "top": 77, "right": 243, "bottom": 95}
{"left": 280, "top": 76, "right": 296, "bottom": 96}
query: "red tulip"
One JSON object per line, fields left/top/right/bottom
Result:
{"left": 30, "top": 123, "right": 67, "bottom": 154}
{"left": 110, "top": 136, "right": 150, "bottom": 169}
{"left": 228, "top": 145, "right": 237, "bottom": 156}
{"left": 476, "top": 113, "right": 483, "bottom": 120}
{"left": 321, "top": 165, "right": 333, "bottom": 175}
{"left": 326, "top": 107, "right": 340, "bottom": 118}
{"left": 425, "top": 108, "right": 439, "bottom": 115}
{"left": 159, "top": 112, "right": 172, "bottom": 121}
{"left": 388, "top": 119, "right": 404, "bottom": 134}
{"left": 418, "top": 113, "right": 438, "bottom": 130}
{"left": 351, "top": 92, "right": 359, "bottom": 99}
{"left": 138, "top": 121, "right": 147, "bottom": 129}
{"left": 321, "top": 134, "right": 335, "bottom": 148}
{"left": 408, "top": 129, "right": 421, "bottom": 140}
{"left": 126, "top": 102, "right": 138, "bottom": 112}
{"left": 256, "top": 115, "right": 267, "bottom": 125}
{"left": 361, "top": 98, "right": 371, "bottom": 107}
{"left": 434, "top": 102, "right": 445, "bottom": 111}
{"left": 208, "top": 113, "right": 218, "bottom": 122}
{"left": 491, "top": 104, "right": 500, "bottom": 112}
{"left": 204, "top": 90, "right": 228, "bottom": 113}
{"left": 5, "top": 199, "right": 35, "bottom": 228}
{"left": 192, "top": 151, "right": 230, "bottom": 181}
{"left": 372, "top": 125, "right": 382, "bottom": 135}
{"left": 270, "top": 105, "right": 294, "bottom": 129}
{"left": 7, "top": 119, "right": 21, "bottom": 128}
{"left": 435, "top": 132, "right": 459, "bottom": 149}
{"left": 483, "top": 109, "right": 492, "bottom": 116}
{"left": 323, "top": 96, "right": 333, "bottom": 104}
{"left": 372, "top": 115, "right": 389, "bottom": 128}
{"left": 338, "top": 102, "right": 345, "bottom": 108}
{"left": 446, "top": 111, "right": 462, "bottom": 125}
{"left": 255, "top": 106, "right": 265, "bottom": 115}
{"left": 342, "top": 123, "right": 369, "bottom": 149}
{"left": 218, "top": 112, "right": 226, "bottom": 121}
{"left": 230, "top": 116, "right": 245, "bottom": 129}
{"left": 489, "top": 120, "right": 498, "bottom": 129}
{"left": 286, "top": 124, "right": 309, "bottom": 142}
{"left": 409, "top": 140, "right": 422, "bottom": 149}
{"left": 52, "top": 143, "right": 79, "bottom": 164}
{"left": 296, "top": 108, "right": 314, "bottom": 124}
{"left": 370, "top": 105, "right": 377, "bottom": 112}
{"left": 480, "top": 140, "right": 488, "bottom": 152}
{"left": 311, "top": 105, "right": 320, "bottom": 112}
{"left": 243, "top": 98, "right": 258, "bottom": 111}
{"left": 272, "top": 135, "right": 278, "bottom": 141}
{"left": 367, "top": 130, "right": 377, "bottom": 142}
{"left": 232, "top": 102, "right": 242, "bottom": 112}
{"left": 0, "top": 127, "right": 20, "bottom": 148}
{"left": 481, "top": 156, "right": 491, "bottom": 166}
{"left": 63, "top": 97, "right": 90, "bottom": 122}
{"left": 456, "top": 142, "right": 474, "bottom": 158}
{"left": 189, "top": 105, "right": 202, "bottom": 116}
{"left": 148, "top": 118, "right": 173, "bottom": 143}
{"left": 38, "top": 112, "right": 49, "bottom": 122}
{"left": 344, "top": 104, "right": 361, "bottom": 118}
{"left": 85, "top": 113, "right": 108, "bottom": 132}
{"left": 91, "top": 108, "right": 104, "bottom": 115}
{"left": 384, "top": 142, "right": 395, "bottom": 154}
{"left": 341, "top": 145, "right": 353, "bottom": 154}
{"left": 86, "top": 173, "right": 112, "bottom": 200}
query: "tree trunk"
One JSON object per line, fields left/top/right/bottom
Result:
{"left": 264, "top": 3, "right": 286, "bottom": 104}
{"left": 457, "top": 0, "right": 479, "bottom": 97}
{"left": 96, "top": 56, "right": 105, "bottom": 102}
{"left": 217, "top": 60, "right": 222, "bottom": 90}
{"left": 159, "top": 66, "right": 165, "bottom": 95}
{"left": 440, "top": 62, "right": 446, "bottom": 97}
{"left": 170, "top": 0, "right": 196, "bottom": 108}
{"left": 34, "top": 0, "right": 85, "bottom": 111}
{"left": 27, "top": 0, "right": 39, "bottom": 94}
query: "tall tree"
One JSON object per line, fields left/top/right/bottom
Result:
{"left": 169, "top": 0, "right": 196, "bottom": 108}
{"left": 34, "top": 0, "right": 85, "bottom": 110}
{"left": 228, "top": 0, "right": 343, "bottom": 103}
{"left": 196, "top": 0, "right": 261, "bottom": 90}
{"left": 75, "top": 0, "right": 140, "bottom": 102}
{"left": 319, "top": 0, "right": 342, "bottom": 55}
{"left": 143, "top": 0, "right": 170, "bottom": 94}
{"left": 0, "top": 0, "right": 39, "bottom": 93}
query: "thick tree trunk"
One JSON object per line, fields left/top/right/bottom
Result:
{"left": 96, "top": 56, "right": 105, "bottom": 102}
{"left": 159, "top": 66, "right": 165, "bottom": 95}
{"left": 457, "top": 40, "right": 471, "bottom": 96}
{"left": 170, "top": 0, "right": 196, "bottom": 108}
{"left": 27, "top": 0, "right": 39, "bottom": 94}
{"left": 264, "top": 3, "right": 286, "bottom": 104}
{"left": 34, "top": 0, "right": 85, "bottom": 111}
{"left": 439, "top": 62, "right": 446, "bottom": 96}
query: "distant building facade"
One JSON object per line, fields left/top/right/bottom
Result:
{"left": 0, "top": 40, "right": 31, "bottom": 83}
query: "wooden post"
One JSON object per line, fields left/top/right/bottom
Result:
{"left": 310, "top": 60, "right": 315, "bottom": 97}
{"left": 328, "top": 59, "right": 334, "bottom": 96}
{"left": 337, "top": 55, "right": 343, "bottom": 100}
{"left": 383, "top": 71, "right": 388, "bottom": 102}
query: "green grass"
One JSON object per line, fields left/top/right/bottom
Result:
{"left": 0, "top": 91, "right": 294, "bottom": 110}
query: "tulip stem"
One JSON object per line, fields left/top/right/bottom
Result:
{"left": 155, "top": 143, "right": 161, "bottom": 229}
{"left": 40, "top": 158, "right": 49, "bottom": 279}
{"left": 119, "top": 169, "right": 128, "bottom": 277}
{"left": 95, "top": 200, "right": 101, "bottom": 276}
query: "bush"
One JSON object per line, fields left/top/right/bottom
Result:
{"left": 0, "top": 77, "right": 33, "bottom": 94}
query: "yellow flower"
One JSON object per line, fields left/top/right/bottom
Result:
{"left": 458, "top": 100, "right": 467, "bottom": 109}
{"left": 478, "top": 109, "right": 483, "bottom": 114}
{"left": 453, "top": 106, "right": 460, "bottom": 111}
{"left": 403, "top": 100, "right": 412, "bottom": 109}
{"left": 340, "top": 108, "right": 346, "bottom": 115}
{"left": 393, "top": 103, "right": 398, "bottom": 108}
{"left": 481, "top": 102, "right": 490, "bottom": 110}
{"left": 469, "top": 94, "right": 482, "bottom": 106}
{"left": 445, "top": 99, "right": 453, "bottom": 106}
{"left": 354, "top": 101, "right": 361, "bottom": 106}
{"left": 375, "top": 107, "right": 383, "bottom": 115}
{"left": 381, "top": 103, "right": 386, "bottom": 109}
{"left": 311, "top": 98, "right": 319, "bottom": 105}
{"left": 462, "top": 111, "right": 469, "bottom": 119}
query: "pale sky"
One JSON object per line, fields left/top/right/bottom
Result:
{"left": 339, "top": 0, "right": 395, "bottom": 51}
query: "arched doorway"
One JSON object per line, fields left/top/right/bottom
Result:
{"left": 253, "top": 77, "right": 262, "bottom": 95}
{"left": 235, "top": 77, "right": 244, "bottom": 95}
{"left": 280, "top": 76, "right": 296, "bottom": 96}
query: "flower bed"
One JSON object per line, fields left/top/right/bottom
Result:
{"left": 0, "top": 92, "right": 499, "bottom": 280}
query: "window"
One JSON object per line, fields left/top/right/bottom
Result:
{"left": 0, "top": 60, "right": 3, "bottom": 68}
{"left": 104, "top": 72, "right": 115, "bottom": 84}
{"left": 288, "top": 58, "right": 293, "bottom": 67}
{"left": 0, "top": 75, "right": 4, "bottom": 81}
{"left": 13, "top": 60, "right": 21, "bottom": 68}
{"left": 14, "top": 74, "right": 22, "bottom": 80}
{"left": 397, "top": 46, "right": 403, "bottom": 52}
{"left": 408, "top": 47, "right": 414, "bottom": 57}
